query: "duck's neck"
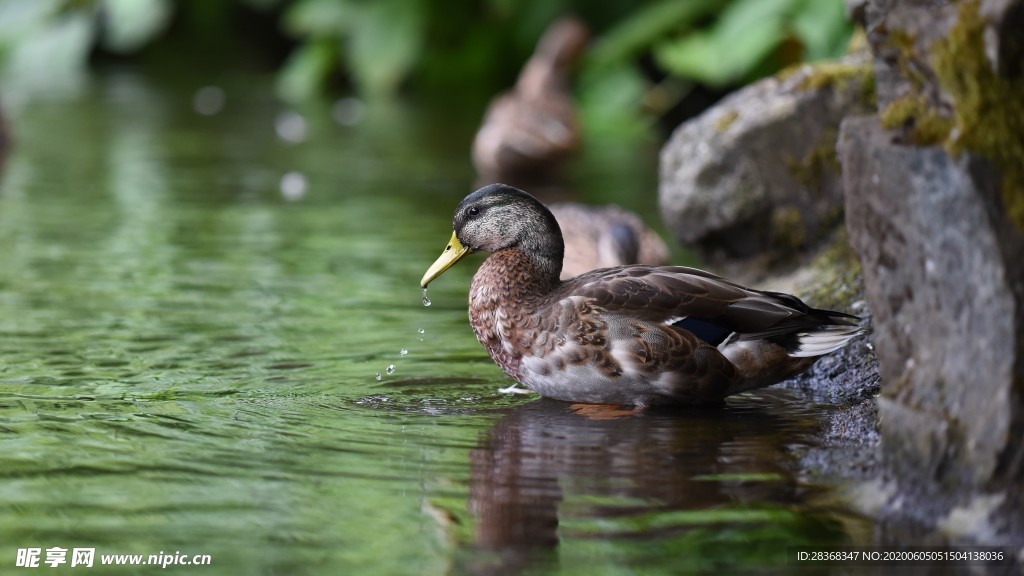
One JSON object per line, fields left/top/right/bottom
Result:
{"left": 467, "top": 245, "right": 561, "bottom": 381}
{"left": 516, "top": 20, "right": 585, "bottom": 99}
{"left": 516, "top": 57, "right": 566, "bottom": 99}
{"left": 470, "top": 248, "right": 561, "bottom": 306}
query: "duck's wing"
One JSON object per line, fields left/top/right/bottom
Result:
{"left": 564, "top": 265, "right": 858, "bottom": 346}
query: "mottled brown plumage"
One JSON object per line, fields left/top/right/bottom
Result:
{"left": 422, "top": 184, "right": 863, "bottom": 406}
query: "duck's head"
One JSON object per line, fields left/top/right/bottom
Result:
{"left": 420, "top": 183, "right": 564, "bottom": 288}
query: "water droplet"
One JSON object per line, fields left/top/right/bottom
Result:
{"left": 421, "top": 288, "right": 431, "bottom": 307}
{"left": 399, "top": 348, "right": 408, "bottom": 356}
{"left": 375, "top": 372, "right": 382, "bottom": 381}
{"left": 386, "top": 365, "right": 395, "bottom": 375}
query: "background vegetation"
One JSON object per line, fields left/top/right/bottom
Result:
{"left": 0, "top": 0, "right": 853, "bottom": 133}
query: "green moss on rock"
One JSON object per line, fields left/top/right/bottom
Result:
{"left": 872, "top": 0, "right": 1024, "bottom": 229}
{"left": 786, "top": 128, "right": 842, "bottom": 191}
{"left": 879, "top": 92, "right": 954, "bottom": 145}
{"left": 795, "top": 59, "right": 877, "bottom": 109}
{"left": 885, "top": 30, "right": 930, "bottom": 91}
{"left": 714, "top": 110, "right": 740, "bottom": 133}
{"left": 802, "top": 229, "right": 864, "bottom": 312}
{"left": 770, "top": 206, "right": 806, "bottom": 249}
{"left": 931, "top": 0, "right": 1024, "bottom": 229}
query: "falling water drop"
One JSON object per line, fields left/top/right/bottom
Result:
{"left": 400, "top": 349, "right": 408, "bottom": 356}
{"left": 421, "top": 288, "right": 431, "bottom": 307}
{"left": 386, "top": 365, "right": 396, "bottom": 375}
{"left": 375, "top": 372, "right": 382, "bottom": 381}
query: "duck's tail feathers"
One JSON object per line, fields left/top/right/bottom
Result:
{"left": 788, "top": 325, "right": 864, "bottom": 358}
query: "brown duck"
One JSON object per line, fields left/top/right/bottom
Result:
{"left": 472, "top": 18, "right": 588, "bottom": 179}
{"left": 421, "top": 184, "right": 863, "bottom": 406}
{"left": 549, "top": 202, "right": 669, "bottom": 280}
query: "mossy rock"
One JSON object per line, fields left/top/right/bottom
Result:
{"left": 873, "top": 0, "right": 1024, "bottom": 228}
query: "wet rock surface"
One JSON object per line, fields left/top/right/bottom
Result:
{"left": 837, "top": 0, "right": 1022, "bottom": 553}
{"left": 764, "top": 239, "right": 883, "bottom": 484}
{"left": 784, "top": 309, "right": 882, "bottom": 485}
{"left": 658, "top": 51, "right": 874, "bottom": 264}
{"left": 841, "top": 116, "right": 1022, "bottom": 490}
{"left": 657, "top": 0, "right": 1023, "bottom": 554}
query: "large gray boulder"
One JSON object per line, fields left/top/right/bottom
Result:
{"left": 840, "top": 0, "right": 1023, "bottom": 540}
{"left": 658, "top": 0, "right": 1024, "bottom": 541}
{"left": 659, "top": 52, "right": 874, "bottom": 263}
{"left": 841, "top": 116, "right": 1022, "bottom": 489}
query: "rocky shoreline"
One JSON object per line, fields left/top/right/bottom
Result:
{"left": 658, "top": 0, "right": 1022, "bottom": 560}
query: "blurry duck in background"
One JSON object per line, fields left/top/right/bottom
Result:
{"left": 472, "top": 17, "right": 588, "bottom": 182}
{"left": 548, "top": 203, "right": 669, "bottom": 280}
{"left": 472, "top": 18, "right": 668, "bottom": 279}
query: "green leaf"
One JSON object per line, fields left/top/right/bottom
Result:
{"left": 578, "top": 61, "right": 649, "bottom": 136}
{"left": 656, "top": 23, "right": 789, "bottom": 87}
{"left": 0, "top": 0, "right": 61, "bottom": 45}
{"left": 276, "top": 39, "right": 338, "bottom": 103}
{"left": 283, "top": 0, "right": 355, "bottom": 37}
{"left": 2, "top": 11, "right": 94, "bottom": 96}
{"left": 346, "top": 0, "right": 425, "bottom": 96}
{"left": 655, "top": 0, "right": 796, "bottom": 86}
{"left": 654, "top": 31, "right": 726, "bottom": 86}
{"left": 580, "top": 58, "right": 646, "bottom": 104}
{"left": 714, "top": 0, "right": 801, "bottom": 39}
{"left": 590, "top": 0, "right": 721, "bottom": 66}
{"left": 100, "top": 0, "right": 173, "bottom": 53}
{"left": 792, "top": 0, "right": 852, "bottom": 61}
{"left": 715, "top": 15, "right": 788, "bottom": 77}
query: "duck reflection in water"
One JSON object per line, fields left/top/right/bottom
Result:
{"left": 454, "top": 394, "right": 851, "bottom": 574}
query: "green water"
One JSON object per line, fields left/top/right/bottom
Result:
{"left": 0, "top": 71, "right": 864, "bottom": 575}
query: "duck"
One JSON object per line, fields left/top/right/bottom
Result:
{"left": 472, "top": 17, "right": 588, "bottom": 180}
{"left": 548, "top": 202, "right": 669, "bottom": 280}
{"left": 421, "top": 184, "right": 863, "bottom": 406}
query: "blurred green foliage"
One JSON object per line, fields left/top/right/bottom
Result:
{"left": 0, "top": 0, "right": 852, "bottom": 122}
{"left": 653, "top": 0, "right": 852, "bottom": 87}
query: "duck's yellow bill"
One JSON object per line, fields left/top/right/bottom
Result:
{"left": 421, "top": 231, "right": 472, "bottom": 287}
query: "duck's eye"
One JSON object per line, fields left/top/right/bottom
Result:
{"left": 466, "top": 206, "right": 480, "bottom": 217}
